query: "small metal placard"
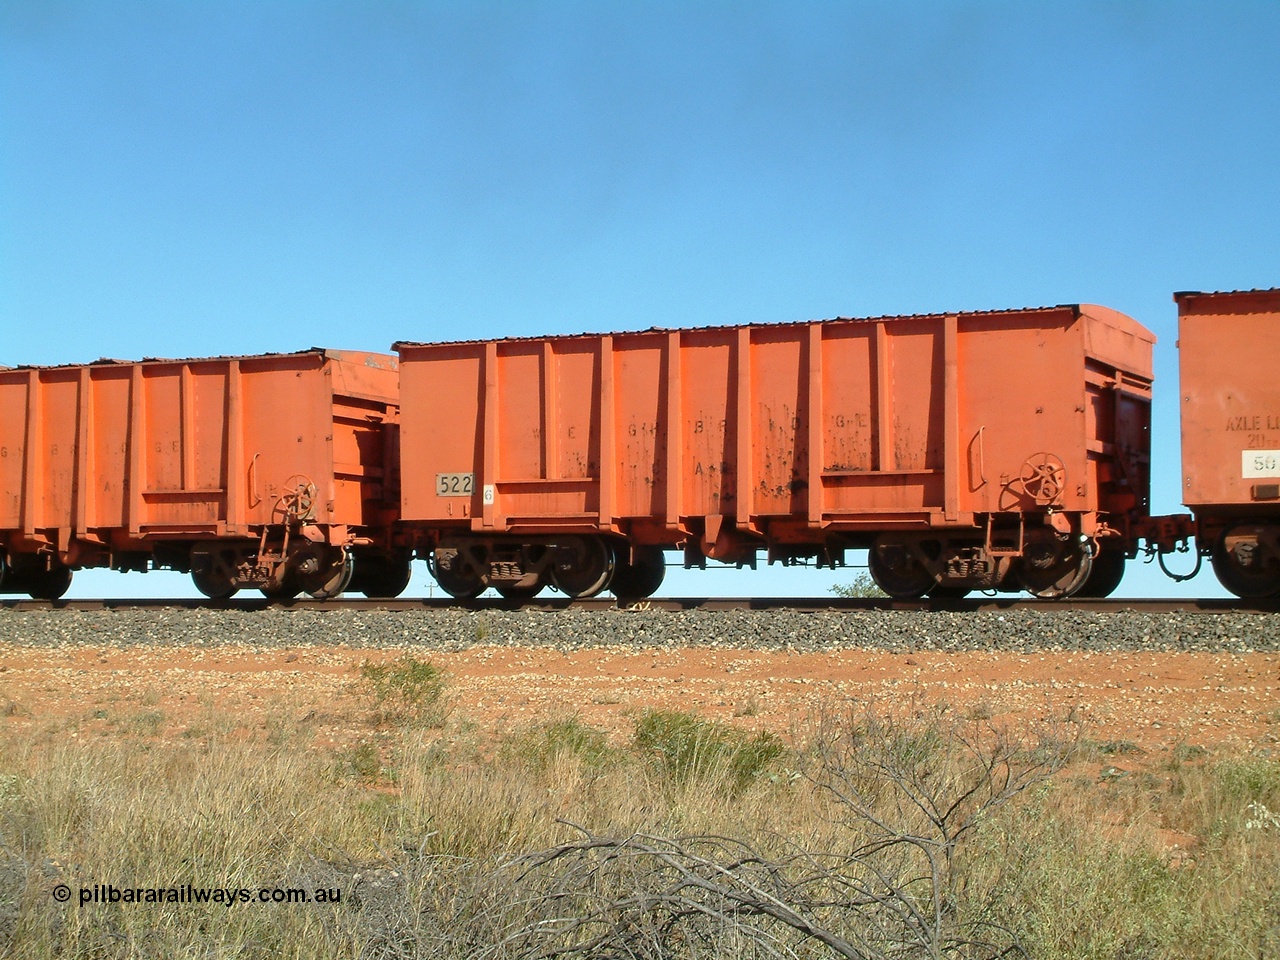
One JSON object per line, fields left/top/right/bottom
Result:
{"left": 436, "top": 473, "right": 475, "bottom": 496}
{"left": 1242, "top": 451, "right": 1280, "bottom": 479}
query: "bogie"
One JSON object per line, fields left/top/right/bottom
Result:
{"left": 189, "top": 541, "right": 358, "bottom": 600}
{"left": 868, "top": 533, "right": 1021, "bottom": 600}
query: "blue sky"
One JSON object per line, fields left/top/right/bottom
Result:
{"left": 3, "top": 2, "right": 1277, "bottom": 598}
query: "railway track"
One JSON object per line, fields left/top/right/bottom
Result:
{"left": 2, "top": 596, "right": 1277, "bottom": 614}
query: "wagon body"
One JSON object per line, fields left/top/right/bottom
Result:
{"left": 0, "top": 350, "right": 402, "bottom": 598}
{"left": 1178, "top": 289, "right": 1280, "bottom": 515}
{"left": 396, "top": 304, "right": 1154, "bottom": 599}
{"left": 1176, "top": 288, "right": 1280, "bottom": 597}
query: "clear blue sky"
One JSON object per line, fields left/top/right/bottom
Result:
{"left": 3, "top": 2, "right": 1276, "bottom": 598}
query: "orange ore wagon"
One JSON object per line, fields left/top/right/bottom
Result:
{"left": 395, "top": 303, "right": 1155, "bottom": 600}
{"left": 1177, "top": 288, "right": 1280, "bottom": 598}
{"left": 0, "top": 350, "right": 407, "bottom": 599}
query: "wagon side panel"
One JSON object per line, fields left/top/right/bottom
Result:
{"left": 398, "top": 344, "right": 484, "bottom": 525}
{"left": 748, "top": 327, "right": 807, "bottom": 518}
{"left": 611, "top": 333, "right": 665, "bottom": 520}
{"left": 235, "top": 357, "right": 334, "bottom": 531}
{"left": 0, "top": 376, "right": 26, "bottom": 531}
{"left": 87, "top": 367, "right": 134, "bottom": 532}
{"left": 1178, "top": 289, "right": 1280, "bottom": 515}
{"left": 809, "top": 316, "right": 949, "bottom": 528}
{"left": 953, "top": 310, "right": 1086, "bottom": 517}
{"left": 677, "top": 330, "right": 736, "bottom": 522}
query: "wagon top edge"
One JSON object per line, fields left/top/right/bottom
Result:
{"left": 393, "top": 303, "right": 1154, "bottom": 351}
{"left": 2, "top": 347, "right": 398, "bottom": 374}
{"left": 1173, "top": 287, "right": 1280, "bottom": 313}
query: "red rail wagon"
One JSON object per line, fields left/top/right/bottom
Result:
{"left": 0, "top": 350, "right": 407, "bottom": 600}
{"left": 1177, "top": 288, "right": 1280, "bottom": 598}
{"left": 395, "top": 304, "right": 1154, "bottom": 600}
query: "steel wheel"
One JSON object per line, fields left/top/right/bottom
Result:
{"left": 867, "top": 539, "right": 932, "bottom": 600}
{"left": 1211, "top": 526, "right": 1280, "bottom": 599}
{"left": 191, "top": 546, "right": 239, "bottom": 599}
{"left": 1076, "top": 544, "right": 1126, "bottom": 598}
{"left": 27, "top": 565, "right": 72, "bottom": 601}
{"left": 260, "top": 572, "right": 301, "bottom": 601}
{"left": 551, "top": 537, "right": 616, "bottom": 598}
{"left": 496, "top": 579, "right": 545, "bottom": 600}
{"left": 298, "top": 546, "right": 355, "bottom": 599}
{"left": 429, "top": 548, "right": 485, "bottom": 600}
{"left": 350, "top": 553, "right": 414, "bottom": 599}
{"left": 1019, "top": 539, "right": 1092, "bottom": 599}
{"left": 609, "top": 546, "right": 666, "bottom": 599}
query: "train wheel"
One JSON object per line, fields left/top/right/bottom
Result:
{"left": 868, "top": 539, "right": 932, "bottom": 599}
{"left": 551, "top": 537, "right": 616, "bottom": 598}
{"left": 609, "top": 546, "right": 666, "bottom": 600}
{"left": 429, "top": 548, "right": 485, "bottom": 600}
{"left": 193, "top": 570, "right": 238, "bottom": 599}
{"left": 260, "top": 573, "right": 301, "bottom": 601}
{"left": 1211, "top": 526, "right": 1280, "bottom": 599}
{"left": 496, "top": 579, "right": 545, "bottom": 600}
{"left": 1076, "top": 544, "right": 1127, "bottom": 598}
{"left": 1019, "top": 540, "right": 1092, "bottom": 599}
{"left": 191, "top": 546, "right": 239, "bottom": 599}
{"left": 297, "top": 546, "right": 355, "bottom": 599}
{"left": 27, "top": 565, "right": 72, "bottom": 601}
{"left": 351, "top": 553, "right": 414, "bottom": 599}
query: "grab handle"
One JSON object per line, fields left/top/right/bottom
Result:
{"left": 248, "top": 453, "right": 261, "bottom": 508}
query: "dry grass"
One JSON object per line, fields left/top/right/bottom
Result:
{"left": 0, "top": 664, "right": 1275, "bottom": 959}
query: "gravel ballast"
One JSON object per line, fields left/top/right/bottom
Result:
{"left": 0, "top": 607, "right": 1276, "bottom": 654}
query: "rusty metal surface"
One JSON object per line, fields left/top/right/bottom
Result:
{"left": 1177, "top": 288, "right": 1280, "bottom": 514}
{"left": 0, "top": 351, "right": 399, "bottom": 567}
{"left": 396, "top": 305, "right": 1156, "bottom": 551}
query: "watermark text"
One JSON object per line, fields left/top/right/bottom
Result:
{"left": 53, "top": 883, "right": 341, "bottom": 907}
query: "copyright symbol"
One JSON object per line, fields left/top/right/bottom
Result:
{"left": 52, "top": 884, "right": 71, "bottom": 903}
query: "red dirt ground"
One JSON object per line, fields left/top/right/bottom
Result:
{"left": 1, "top": 645, "right": 1276, "bottom": 766}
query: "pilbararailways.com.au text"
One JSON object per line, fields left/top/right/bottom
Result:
{"left": 66, "top": 884, "right": 342, "bottom": 906}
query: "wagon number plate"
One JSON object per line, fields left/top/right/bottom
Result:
{"left": 436, "top": 473, "right": 475, "bottom": 496}
{"left": 1243, "top": 451, "right": 1280, "bottom": 479}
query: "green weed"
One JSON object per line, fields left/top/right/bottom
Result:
{"left": 337, "top": 741, "right": 382, "bottom": 782}
{"left": 633, "top": 709, "right": 783, "bottom": 794}
{"left": 505, "top": 715, "right": 614, "bottom": 772}
{"left": 358, "top": 654, "right": 448, "bottom": 727}
{"left": 829, "top": 571, "right": 886, "bottom": 598}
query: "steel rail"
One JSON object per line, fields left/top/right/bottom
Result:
{"left": 1, "top": 597, "right": 1277, "bottom": 614}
